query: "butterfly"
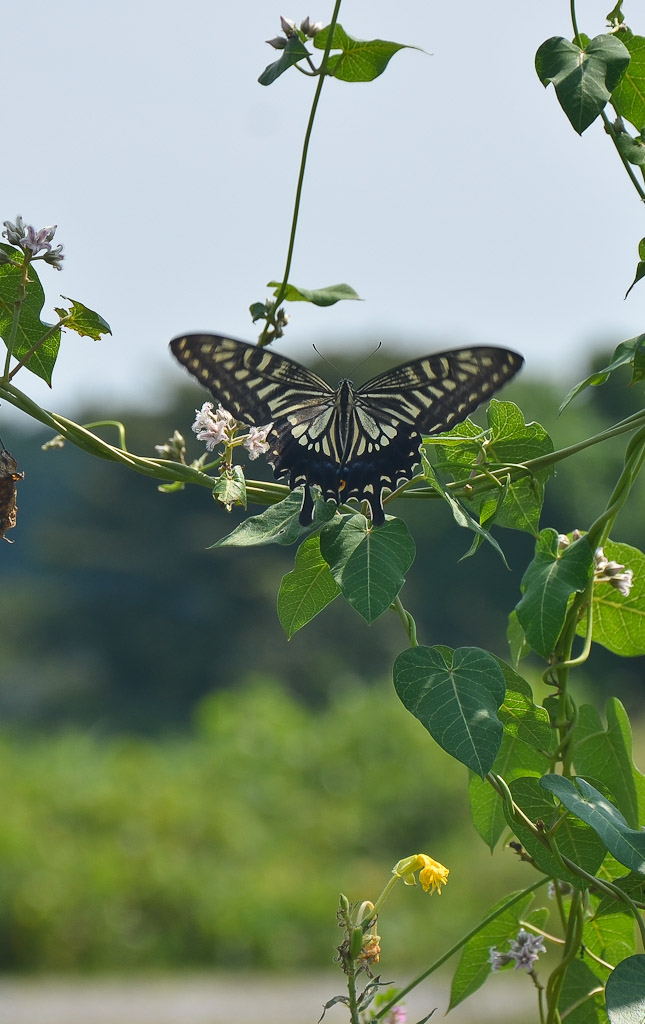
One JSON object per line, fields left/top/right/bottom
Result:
{"left": 0, "top": 441, "right": 23, "bottom": 542}
{"left": 170, "top": 333, "right": 523, "bottom": 526}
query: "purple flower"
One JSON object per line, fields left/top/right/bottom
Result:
{"left": 490, "top": 929, "right": 546, "bottom": 972}
{"left": 21, "top": 224, "right": 57, "bottom": 254}
{"left": 2, "top": 216, "right": 64, "bottom": 266}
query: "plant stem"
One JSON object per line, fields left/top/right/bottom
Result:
{"left": 602, "top": 111, "right": 645, "bottom": 204}
{"left": 569, "top": 0, "right": 582, "bottom": 47}
{"left": 373, "top": 879, "right": 548, "bottom": 1019}
{"left": 260, "top": 0, "right": 343, "bottom": 344}
{"left": 391, "top": 596, "right": 418, "bottom": 646}
{"left": 347, "top": 966, "right": 360, "bottom": 1024}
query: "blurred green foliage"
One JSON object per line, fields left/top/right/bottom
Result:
{"left": 0, "top": 676, "right": 532, "bottom": 972}
{"left": 1, "top": 349, "right": 645, "bottom": 973}
{"left": 1, "top": 351, "right": 644, "bottom": 733}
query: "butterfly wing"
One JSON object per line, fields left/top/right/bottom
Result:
{"left": 170, "top": 334, "right": 344, "bottom": 521}
{"left": 337, "top": 347, "right": 524, "bottom": 525}
{"left": 170, "top": 334, "right": 333, "bottom": 426}
{"left": 170, "top": 336, "right": 523, "bottom": 527}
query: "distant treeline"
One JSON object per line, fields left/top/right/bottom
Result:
{"left": 1, "top": 349, "right": 644, "bottom": 733}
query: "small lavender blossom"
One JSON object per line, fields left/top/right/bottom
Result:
{"left": 489, "top": 929, "right": 546, "bottom": 972}
{"left": 2, "top": 216, "right": 26, "bottom": 244}
{"left": 43, "top": 244, "right": 65, "bottom": 270}
{"left": 21, "top": 223, "right": 57, "bottom": 254}
{"left": 2, "top": 216, "right": 64, "bottom": 266}
{"left": 594, "top": 547, "right": 634, "bottom": 597}
{"left": 244, "top": 423, "right": 273, "bottom": 460}
{"left": 301, "top": 16, "right": 323, "bottom": 36}
{"left": 266, "top": 35, "right": 287, "bottom": 48}
{"left": 192, "top": 401, "right": 235, "bottom": 451}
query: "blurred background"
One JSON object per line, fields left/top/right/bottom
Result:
{"left": 2, "top": 1, "right": 645, "bottom": 1021}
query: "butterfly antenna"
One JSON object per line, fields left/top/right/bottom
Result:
{"left": 349, "top": 342, "right": 382, "bottom": 377}
{"left": 312, "top": 344, "right": 341, "bottom": 375}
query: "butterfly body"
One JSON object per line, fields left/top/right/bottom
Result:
{"left": 170, "top": 333, "right": 523, "bottom": 526}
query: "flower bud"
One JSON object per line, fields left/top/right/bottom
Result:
{"left": 280, "top": 15, "right": 297, "bottom": 36}
{"left": 301, "top": 16, "right": 323, "bottom": 36}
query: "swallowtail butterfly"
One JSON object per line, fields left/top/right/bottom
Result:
{"left": 0, "top": 442, "right": 23, "bottom": 542}
{"left": 170, "top": 334, "right": 523, "bottom": 526}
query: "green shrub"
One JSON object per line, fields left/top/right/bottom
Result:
{"left": 1, "top": 676, "right": 528, "bottom": 971}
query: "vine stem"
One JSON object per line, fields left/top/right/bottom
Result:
{"left": 346, "top": 967, "right": 360, "bottom": 1024}
{"left": 373, "top": 879, "right": 548, "bottom": 1020}
{"left": 260, "top": 0, "right": 343, "bottom": 344}
{"left": 602, "top": 110, "right": 645, "bottom": 205}
{"left": 570, "top": 0, "right": 582, "bottom": 47}
{"left": 391, "top": 596, "right": 418, "bottom": 646}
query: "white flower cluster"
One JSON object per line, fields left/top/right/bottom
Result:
{"left": 191, "top": 402, "right": 272, "bottom": 459}
{"left": 594, "top": 547, "right": 634, "bottom": 597}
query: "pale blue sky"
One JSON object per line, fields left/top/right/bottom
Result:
{"left": 2, "top": 0, "right": 643, "bottom": 427}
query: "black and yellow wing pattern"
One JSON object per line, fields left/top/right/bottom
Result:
{"left": 170, "top": 333, "right": 523, "bottom": 525}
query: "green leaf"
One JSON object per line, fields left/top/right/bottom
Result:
{"left": 577, "top": 541, "right": 645, "bottom": 656}
{"left": 53, "top": 296, "right": 111, "bottom": 340}
{"left": 516, "top": 529, "right": 594, "bottom": 658}
{"left": 277, "top": 534, "right": 341, "bottom": 638}
{"left": 626, "top": 261, "right": 645, "bottom": 300}
{"left": 597, "top": 871, "right": 645, "bottom": 919}
{"left": 421, "top": 453, "right": 509, "bottom": 564}
{"left": 266, "top": 281, "right": 361, "bottom": 306}
{"left": 319, "top": 514, "right": 415, "bottom": 623}
{"left": 606, "top": 954, "right": 645, "bottom": 1023}
{"left": 432, "top": 402, "right": 554, "bottom": 537}
{"left": 313, "top": 24, "right": 412, "bottom": 83}
{"left": 258, "top": 35, "right": 312, "bottom": 86}
{"left": 535, "top": 34, "right": 630, "bottom": 134}
{"left": 585, "top": 892, "right": 636, "bottom": 966}
{"left": 507, "top": 609, "right": 530, "bottom": 665}
{"left": 249, "top": 301, "right": 268, "bottom": 322}
{"left": 480, "top": 401, "right": 554, "bottom": 535}
{"left": 557, "top": 957, "right": 609, "bottom": 1024}
{"left": 507, "top": 777, "right": 608, "bottom": 888}
{"left": 212, "top": 464, "right": 246, "bottom": 512}
{"left": 448, "top": 891, "right": 544, "bottom": 1009}
{"left": 541, "top": 775, "right": 645, "bottom": 873}
{"left": 0, "top": 244, "right": 61, "bottom": 384}
{"left": 393, "top": 645, "right": 505, "bottom": 776}
{"left": 611, "top": 31, "right": 645, "bottom": 131}
{"left": 469, "top": 666, "right": 553, "bottom": 849}
{"left": 213, "top": 491, "right": 336, "bottom": 547}
{"left": 559, "top": 335, "right": 645, "bottom": 408}
{"left": 573, "top": 700, "right": 645, "bottom": 828}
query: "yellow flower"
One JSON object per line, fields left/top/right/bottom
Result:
{"left": 418, "top": 855, "right": 449, "bottom": 894}
{"left": 392, "top": 853, "right": 449, "bottom": 894}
